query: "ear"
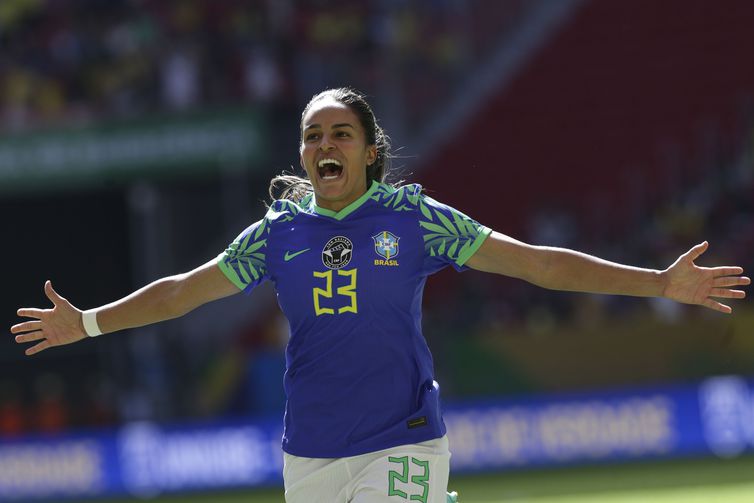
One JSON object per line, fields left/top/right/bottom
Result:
{"left": 366, "top": 145, "right": 377, "bottom": 166}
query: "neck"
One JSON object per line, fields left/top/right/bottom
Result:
{"left": 313, "top": 180, "right": 374, "bottom": 212}
{"left": 315, "top": 197, "right": 351, "bottom": 213}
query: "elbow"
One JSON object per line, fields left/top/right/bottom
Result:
{"left": 528, "top": 247, "right": 580, "bottom": 291}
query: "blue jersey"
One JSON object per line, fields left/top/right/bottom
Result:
{"left": 217, "top": 181, "right": 491, "bottom": 457}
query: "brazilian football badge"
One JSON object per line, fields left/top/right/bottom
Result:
{"left": 372, "top": 231, "right": 400, "bottom": 266}
{"left": 322, "top": 236, "right": 353, "bottom": 269}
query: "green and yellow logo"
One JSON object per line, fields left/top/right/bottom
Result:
{"left": 373, "top": 231, "right": 400, "bottom": 267}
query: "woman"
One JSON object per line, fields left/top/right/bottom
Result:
{"left": 12, "top": 88, "right": 749, "bottom": 503}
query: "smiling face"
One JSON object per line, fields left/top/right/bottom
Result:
{"left": 300, "top": 97, "right": 377, "bottom": 212}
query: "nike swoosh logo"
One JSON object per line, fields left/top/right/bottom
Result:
{"left": 284, "top": 248, "right": 311, "bottom": 261}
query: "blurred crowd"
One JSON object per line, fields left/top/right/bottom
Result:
{"left": 1, "top": 0, "right": 752, "bottom": 437}
{"left": 0, "top": 0, "right": 534, "bottom": 436}
{"left": 424, "top": 123, "right": 754, "bottom": 398}
{"left": 0, "top": 0, "right": 528, "bottom": 134}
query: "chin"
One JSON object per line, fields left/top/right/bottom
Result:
{"left": 318, "top": 180, "right": 349, "bottom": 197}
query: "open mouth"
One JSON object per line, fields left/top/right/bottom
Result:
{"left": 317, "top": 158, "right": 343, "bottom": 181}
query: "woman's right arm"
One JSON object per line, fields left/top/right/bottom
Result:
{"left": 11, "top": 259, "right": 240, "bottom": 356}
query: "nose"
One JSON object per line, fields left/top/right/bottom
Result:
{"left": 318, "top": 134, "right": 335, "bottom": 151}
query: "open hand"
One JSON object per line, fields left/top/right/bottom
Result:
{"left": 663, "top": 242, "right": 749, "bottom": 313}
{"left": 11, "top": 281, "right": 87, "bottom": 355}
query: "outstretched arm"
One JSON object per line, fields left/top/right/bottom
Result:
{"left": 11, "top": 259, "right": 239, "bottom": 356}
{"left": 466, "top": 232, "right": 749, "bottom": 313}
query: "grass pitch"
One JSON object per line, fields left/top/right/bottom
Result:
{"left": 101, "top": 454, "right": 754, "bottom": 502}
{"left": 450, "top": 455, "right": 754, "bottom": 502}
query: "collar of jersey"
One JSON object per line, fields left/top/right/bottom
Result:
{"left": 309, "top": 181, "right": 380, "bottom": 220}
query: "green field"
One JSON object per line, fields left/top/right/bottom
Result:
{"left": 99, "top": 454, "right": 754, "bottom": 502}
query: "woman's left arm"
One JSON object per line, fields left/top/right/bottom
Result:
{"left": 466, "top": 232, "right": 749, "bottom": 313}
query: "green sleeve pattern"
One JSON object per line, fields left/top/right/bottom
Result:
{"left": 368, "top": 183, "right": 419, "bottom": 212}
{"left": 418, "top": 194, "right": 491, "bottom": 268}
{"left": 217, "top": 218, "right": 269, "bottom": 291}
{"left": 366, "top": 183, "right": 490, "bottom": 268}
{"left": 216, "top": 199, "right": 301, "bottom": 291}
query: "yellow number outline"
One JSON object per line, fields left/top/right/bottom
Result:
{"left": 313, "top": 270, "right": 335, "bottom": 315}
{"left": 336, "top": 269, "right": 357, "bottom": 314}
{"left": 312, "top": 269, "right": 358, "bottom": 316}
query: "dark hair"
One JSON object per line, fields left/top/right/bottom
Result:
{"left": 269, "top": 87, "right": 393, "bottom": 202}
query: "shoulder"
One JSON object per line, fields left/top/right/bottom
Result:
{"left": 369, "top": 182, "right": 424, "bottom": 211}
{"left": 265, "top": 198, "right": 308, "bottom": 223}
{"left": 232, "top": 199, "right": 304, "bottom": 243}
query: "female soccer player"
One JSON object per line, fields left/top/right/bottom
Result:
{"left": 12, "top": 88, "right": 749, "bottom": 503}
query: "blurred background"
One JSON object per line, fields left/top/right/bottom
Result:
{"left": 1, "top": 0, "right": 754, "bottom": 501}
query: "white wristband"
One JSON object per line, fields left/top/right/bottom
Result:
{"left": 82, "top": 309, "right": 103, "bottom": 337}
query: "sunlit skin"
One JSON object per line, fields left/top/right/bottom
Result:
{"left": 300, "top": 98, "right": 377, "bottom": 212}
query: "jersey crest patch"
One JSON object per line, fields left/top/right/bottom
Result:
{"left": 322, "top": 236, "right": 353, "bottom": 269}
{"left": 372, "top": 231, "right": 400, "bottom": 264}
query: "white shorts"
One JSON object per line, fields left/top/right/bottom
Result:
{"left": 283, "top": 436, "right": 451, "bottom": 503}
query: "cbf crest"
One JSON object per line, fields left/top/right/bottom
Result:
{"left": 372, "top": 231, "right": 400, "bottom": 266}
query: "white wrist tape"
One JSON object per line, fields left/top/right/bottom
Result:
{"left": 82, "top": 309, "right": 103, "bottom": 337}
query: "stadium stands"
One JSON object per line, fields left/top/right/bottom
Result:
{"left": 1, "top": 0, "right": 752, "bottom": 433}
{"left": 420, "top": 0, "right": 754, "bottom": 237}
{"left": 420, "top": 0, "right": 754, "bottom": 398}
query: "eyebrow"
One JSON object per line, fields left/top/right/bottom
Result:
{"left": 303, "top": 123, "right": 356, "bottom": 131}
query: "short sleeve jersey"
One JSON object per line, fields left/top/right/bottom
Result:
{"left": 217, "top": 181, "right": 491, "bottom": 458}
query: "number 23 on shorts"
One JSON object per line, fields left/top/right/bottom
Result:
{"left": 387, "top": 456, "right": 430, "bottom": 503}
